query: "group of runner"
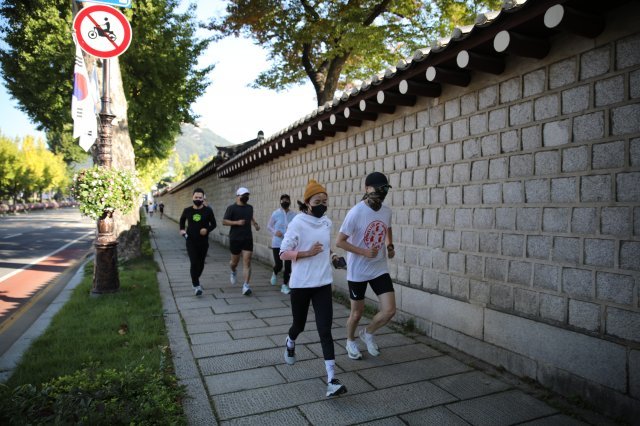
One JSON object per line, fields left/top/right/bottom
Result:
{"left": 178, "top": 172, "right": 396, "bottom": 398}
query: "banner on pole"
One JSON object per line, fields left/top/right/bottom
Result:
{"left": 72, "top": 38, "right": 98, "bottom": 151}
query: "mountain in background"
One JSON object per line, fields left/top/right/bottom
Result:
{"left": 174, "top": 123, "right": 234, "bottom": 162}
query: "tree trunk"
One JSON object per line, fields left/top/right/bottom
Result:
{"left": 317, "top": 54, "right": 349, "bottom": 105}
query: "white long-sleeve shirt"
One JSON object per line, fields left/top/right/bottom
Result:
{"left": 279, "top": 213, "right": 333, "bottom": 289}
{"left": 267, "top": 208, "right": 297, "bottom": 248}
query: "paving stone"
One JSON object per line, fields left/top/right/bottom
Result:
{"left": 190, "top": 331, "right": 233, "bottom": 345}
{"left": 519, "top": 414, "right": 588, "bottom": 425}
{"left": 220, "top": 408, "right": 309, "bottom": 426}
{"left": 180, "top": 377, "right": 218, "bottom": 426}
{"left": 446, "top": 390, "right": 557, "bottom": 426}
{"left": 401, "top": 406, "right": 470, "bottom": 425}
{"left": 335, "top": 342, "right": 441, "bottom": 373}
{"left": 358, "top": 356, "right": 472, "bottom": 389}
{"left": 213, "top": 379, "right": 325, "bottom": 420}
{"left": 432, "top": 370, "right": 511, "bottom": 399}
{"left": 358, "top": 416, "right": 407, "bottom": 425}
{"left": 228, "top": 318, "right": 269, "bottom": 330}
{"left": 192, "top": 336, "right": 276, "bottom": 358}
{"left": 229, "top": 323, "right": 291, "bottom": 339}
{"left": 205, "top": 367, "right": 285, "bottom": 395}
{"left": 199, "top": 346, "right": 316, "bottom": 375}
{"left": 299, "top": 381, "right": 458, "bottom": 425}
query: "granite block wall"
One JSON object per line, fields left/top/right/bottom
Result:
{"left": 162, "top": 6, "right": 640, "bottom": 420}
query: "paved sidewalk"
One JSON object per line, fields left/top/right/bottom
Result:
{"left": 148, "top": 213, "right": 603, "bottom": 426}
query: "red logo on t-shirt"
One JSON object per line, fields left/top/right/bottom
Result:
{"left": 364, "top": 220, "right": 386, "bottom": 249}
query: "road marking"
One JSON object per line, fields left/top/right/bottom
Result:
{"left": 0, "top": 231, "right": 93, "bottom": 284}
{"left": 3, "top": 233, "right": 22, "bottom": 239}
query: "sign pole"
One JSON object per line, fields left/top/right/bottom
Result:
{"left": 92, "top": 57, "right": 120, "bottom": 294}
{"left": 73, "top": 3, "right": 131, "bottom": 294}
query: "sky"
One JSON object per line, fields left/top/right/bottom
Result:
{"left": 0, "top": 0, "right": 319, "bottom": 145}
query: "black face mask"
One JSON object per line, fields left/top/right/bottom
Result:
{"left": 240, "top": 195, "right": 249, "bottom": 203}
{"left": 363, "top": 185, "right": 390, "bottom": 211}
{"left": 281, "top": 201, "right": 290, "bottom": 209}
{"left": 310, "top": 204, "right": 327, "bottom": 218}
{"left": 193, "top": 199, "right": 203, "bottom": 207}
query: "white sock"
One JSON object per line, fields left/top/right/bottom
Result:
{"left": 325, "top": 360, "right": 335, "bottom": 382}
{"left": 286, "top": 336, "right": 295, "bottom": 349}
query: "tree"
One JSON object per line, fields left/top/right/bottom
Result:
{"left": 209, "top": 0, "right": 501, "bottom": 105}
{"left": 0, "top": 133, "right": 68, "bottom": 203}
{"left": 0, "top": 134, "right": 23, "bottom": 201}
{"left": 0, "top": 0, "right": 213, "bottom": 170}
{"left": 182, "top": 153, "right": 207, "bottom": 178}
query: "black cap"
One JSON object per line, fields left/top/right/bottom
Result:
{"left": 365, "top": 172, "right": 389, "bottom": 187}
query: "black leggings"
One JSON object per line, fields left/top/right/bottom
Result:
{"left": 272, "top": 248, "right": 291, "bottom": 284}
{"left": 288, "top": 284, "right": 334, "bottom": 360}
{"left": 186, "top": 240, "right": 208, "bottom": 286}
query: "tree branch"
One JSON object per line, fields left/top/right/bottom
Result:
{"left": 363, "top": 0, "right": 392, "bottom": 26}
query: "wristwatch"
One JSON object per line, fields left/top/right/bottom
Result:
{"left": 387, "top": 244, "right": 394, "bottom": 250}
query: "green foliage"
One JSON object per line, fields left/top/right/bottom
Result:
{"left": 0, "top": 0, "right": 213, "bottom": 169}
{"left": 0, "top": 364, "right": 185, "bottom": 425}
{"left": 71, "top": 166, "right": 140, "bottom": 219}
{"left": 182, "top": 153, "right": 209, "bottom": 178}
{"left": 122, "top": 1, "right": 213, "bottom": 167}
{"left": 0, "top": 133, "right": 69, "bottom": 202}
{"left": 210, "top": 0, "right": 501, "bottom": 104}
{"left": 0, "top": 227, "right": 184, "bottom": 424}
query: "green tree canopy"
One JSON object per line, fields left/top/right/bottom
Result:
{"left": 0, "top": 0, "right": 213, "bottom": 168}
{"left": 209, "top": 0, "right": 500, "bottom": 105}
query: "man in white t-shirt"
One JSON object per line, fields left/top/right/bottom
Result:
{"left": 336, "top": 172, "right": 396, "bottom": 359}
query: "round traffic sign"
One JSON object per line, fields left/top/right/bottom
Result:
{"left": 73, "top": 4, "right": 132, "bottom": 59}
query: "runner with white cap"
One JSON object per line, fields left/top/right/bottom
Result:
{"left": 223, "top": 187, "right": 260, "bottom": 296}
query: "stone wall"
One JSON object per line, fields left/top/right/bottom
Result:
{"left": 161, "top": 5, "right": 640, "bottom": 420}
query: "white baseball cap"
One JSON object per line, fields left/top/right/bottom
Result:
{"left": 236, "top": 187, "right": 250, "bottom": 196}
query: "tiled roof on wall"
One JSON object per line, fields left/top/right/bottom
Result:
{"left": 175, "top": 0, "right": 628, "bottom": 182}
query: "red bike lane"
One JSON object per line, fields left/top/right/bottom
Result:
{"left": 0, "top": 246, "right": 91, "bottom": 324}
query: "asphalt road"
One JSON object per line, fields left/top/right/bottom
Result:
{"left": 0, "top": 208, "right": 94, "bottom": 356}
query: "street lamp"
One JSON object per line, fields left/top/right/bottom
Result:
{"left": 92, "top": 58, "right": 119, "bottom": 294}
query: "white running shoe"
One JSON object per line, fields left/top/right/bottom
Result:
{"left": 284, "top": 345, "right": 295, "bottom": 365}
{"left": 270, "top": 272, "right": 277, "bottom": 285}
{"left": 194, "top": 285, "right": 203, "bottom": 296}
{"left": 230, "top": 271, "right": 237, "bottom": 285}
{"left": 242, "top": 283, "right": 252, "bottom": 296}
{"left": 326, "top": 379, "right": 347, "bottom": 397}
{"left": 345, "top": 340, "right": 362, "bottom": 360}
{"left": 359, "top": 328, "right": 380, "bottom": 356}
{"left": 280, "top": 284, "right": 291, "bottom": 294}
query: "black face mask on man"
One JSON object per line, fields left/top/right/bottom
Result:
{"left": 281, "top": 201, "right": 290, "bottom": 209}
{"left": 193, "top": 199, "right": 203, "bottom": 207}
{"left": 310, "top": 204, "right": 327, "bottom": 218}
{"left": 240, "top": 195, "right": 249, "bottom": 203}
{"left": 363, "top": 185, "right": 390, "bottom": 211}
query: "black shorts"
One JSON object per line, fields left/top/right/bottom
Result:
{"left": 230, "top": 238, "right": 253, "bottom": 255}
{"left": 347, "top": 273, "right": 394, "bottom": 301}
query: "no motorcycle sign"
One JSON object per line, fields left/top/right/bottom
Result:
{"left": 73, "top": 4, "right": 132, "bottom": 59}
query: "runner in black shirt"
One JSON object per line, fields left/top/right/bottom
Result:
{"left": 179, "top": 188, "right": 216, "bottom": 296}
{"left": 223, "top": 187, "right": 260, "bottom": 295}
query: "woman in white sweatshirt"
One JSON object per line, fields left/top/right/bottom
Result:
{"left": 279, "top": 179, "right": 347, "bottom": 398}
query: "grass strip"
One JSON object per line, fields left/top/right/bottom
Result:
{"left": 1, "top": 224, "right": 185, "bottom": 424}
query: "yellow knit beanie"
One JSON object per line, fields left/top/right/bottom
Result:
{"left": 303, "top": 179, "right": 327, "bottom": 202}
